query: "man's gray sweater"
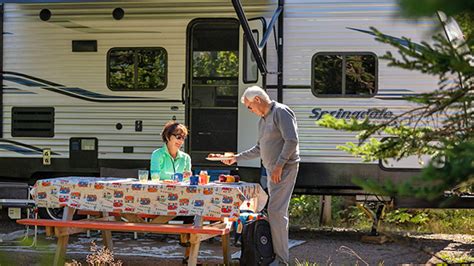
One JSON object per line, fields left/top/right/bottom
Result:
{"left": 236, "top": 101, "right": 300, "bottom": 170}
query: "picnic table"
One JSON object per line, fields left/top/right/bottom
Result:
{"left": 18, "top": 176, "right": 267, "bottom": 266}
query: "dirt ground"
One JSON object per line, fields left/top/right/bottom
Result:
{"left": 0, "top": 208, "right": 472, "bottom": 265}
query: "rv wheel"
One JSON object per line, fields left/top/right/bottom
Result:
{"left": 38, "top": 207, "right": 85, "bottom": 220}
{"left": 37, "top": 207, "right": 63, "bottom": 220}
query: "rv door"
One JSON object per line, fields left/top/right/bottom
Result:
{"left": 237, "top": 19, "right": 265, "bottom": 168}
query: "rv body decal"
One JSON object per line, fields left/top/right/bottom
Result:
{"left": 309, "top": 108, "right": 394, "bottom": 120}
{"left": 0, "top": 139, "right": 59, "bottom": 155}
{"left": 47, "top": 20, "right": 161, "bottom": 34}
{"left": 3, "top": 72, "right": 181, "bottom": 103}
{"left": 0, "top": 144, "right": 42, "bottom": 155}
{"left": 347, "top": 27, "right": 425, "bottom": 51}
{"left": 3, "top": 87, "right": 37, "bottom": 95}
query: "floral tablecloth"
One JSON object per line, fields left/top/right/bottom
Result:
{"left": 32, "top": 176, "right": 268, "bottom": 218}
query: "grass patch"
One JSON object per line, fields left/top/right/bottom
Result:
{"left": 437, "top": 252, "right": 474, "bottom": 264}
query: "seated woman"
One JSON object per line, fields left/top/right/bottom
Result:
{"left": 150, "top": 121, "right": 192, "bottom": 180}
{"left": 151, "top": 121, "right": 194, "bottom": 225}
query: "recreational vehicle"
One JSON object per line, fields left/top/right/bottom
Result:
{"left": 0, "top": 0, "right": 470, "bottom": 216}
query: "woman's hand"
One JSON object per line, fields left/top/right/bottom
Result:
{"left": 183, "top": 171, "right": 192, "bottom": 178}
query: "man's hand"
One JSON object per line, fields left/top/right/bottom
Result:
{"left": 271, "top": 165, "right": 283, "bottom": 184}
{"left": 222, "top": 156, "right": 237, "bottom": 166}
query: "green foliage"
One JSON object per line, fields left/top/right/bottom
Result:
{"left": 289, "top": 196, "right": 474, "bottom": 234}
{"left": 313, "top": 54, "right": 376, "bottom": 96}
{"left": 192, "top": 51, "right": 238, "bottom": 79}
{"left": 385, "top": 208, "right": 474, "bottom": 234}
{"left": 346, "top": 55, "right": 377, "bottom": 95}
{"left": 109, "top": 48, "right": 167, "bottom": 90}
{"left": 318, "top": 114, "right": 440, "bottom": 162}
{"left": 398, "top": 0, "right": 474, "bottom": 18}
{"left": 0, "top": 237, "right": 55, "bottom": 265}
{"left": 289, "top": 195, "right": 373, "bottom": 229}
{"left": 437, "top": 252, "right": 474, "bottom": 264}
{"left": 289, "top": 195, "right": 320, "bottom": 226}
{"left": 384, "top": 209, "right": 429, "bottom": 225}
{"left": 295, "top": 259, "right": 319, "bottom": 266}
{"left": 454, "top": 12, "right": 474, "bottom": 42}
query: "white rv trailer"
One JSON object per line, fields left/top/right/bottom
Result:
{"left": 0, "top": 0, "right": 465, "bottom": 207}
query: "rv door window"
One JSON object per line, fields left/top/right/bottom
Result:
{"left": 311, "top": 52, "right": 377, "bottom": 97}
{"left": 191, "top": 50, "right": 239, "bottom": 108}
{"left": 107, "top": 47, "right": 167, "bottom": 91}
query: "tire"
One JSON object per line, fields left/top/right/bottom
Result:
{"left": 37, "top": 207, "right": 86, "bottom": 220}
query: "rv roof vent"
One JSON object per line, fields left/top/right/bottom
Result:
{"left": 112, "top": 8, "right": 124, "bottom": 20}
{"left": 72, "top": 40, "right": 97, "bottom": 52}
{"left": 11, "top": 107, "right": 54, "bottom": 137}
{"left": 39, "top": 9, "right": 51, "bottom": 21}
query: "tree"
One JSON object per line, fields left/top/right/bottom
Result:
{"left": 318, "top": 1, "right": 473, "bottom": 202}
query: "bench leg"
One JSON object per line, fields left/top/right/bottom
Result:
{"left": 222, "top": 233, "right": 231, "bottom": 265}
{"left": 179, "top": 233, "right": 191, "bottom": 264}
{"left": 54, "top": 235, "right": 69, "bottom": 266}
{"left": 53, "top": 207, "right": 75, "bottom": 266}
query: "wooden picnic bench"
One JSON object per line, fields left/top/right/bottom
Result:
{"left": 17, "top": 207, "right": 232, "bottom": 266}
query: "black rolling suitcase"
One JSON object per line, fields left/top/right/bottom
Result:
{"left": 240, "top": 218, "right": 275, "bottom": 266}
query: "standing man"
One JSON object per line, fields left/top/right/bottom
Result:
{"left": 223, "top": 86, "right": 300, "bottom": 265}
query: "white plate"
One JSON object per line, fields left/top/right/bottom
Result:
{"left": 205, "top": 157, "right": 233, "bottom": 161}
{"left": 214, "top": 181, "right": 241, "bottom": 184}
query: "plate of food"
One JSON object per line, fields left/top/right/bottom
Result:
{"left": 206, "top": 152, "right": 235, "bottom": 161}
{"left": 215, "top": 174, "right": 240, "bottom": 183}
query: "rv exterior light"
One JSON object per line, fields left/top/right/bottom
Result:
{"left": 113, "top": 8, "right": 124, "bottom": 20}
{"left": 39, "top": 9, "right": 51, "bottom": 21}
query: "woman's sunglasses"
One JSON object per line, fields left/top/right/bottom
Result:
{"left": 173, "top": 134, "right": 186, "bottom": 141}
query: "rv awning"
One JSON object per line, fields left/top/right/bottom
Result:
{"left": 2, "top": 0, "right": 176, "bottom": 2}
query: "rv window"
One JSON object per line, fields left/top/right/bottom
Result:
{"left": 107, "top": 47, "right": 167, "bottom": 91}
{"left": 311, "top": 52, "right": 377, "bottom": 97}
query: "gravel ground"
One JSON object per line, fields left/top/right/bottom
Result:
{"left": 0, "top": 208, "right": 472, "bottom": 265}
{"left": 289, "top": 228, "right": 473, "bottom": 265}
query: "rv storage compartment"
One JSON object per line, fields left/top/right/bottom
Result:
{"left": 70, "top": 138, "right": 98, "bottom": 168}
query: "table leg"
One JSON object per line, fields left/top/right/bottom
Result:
{"left": 222, "top": 233, "right": 231, "bottom": 265}
{"left": 53, "top": 207, "right": 75, "bottom": 266}
{"left": 193, "top": 215, "right": 203, "bottom": 226}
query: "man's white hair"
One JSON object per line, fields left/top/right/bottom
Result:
{"left": 241, "top": 86, "right": 271, "bottom": 103}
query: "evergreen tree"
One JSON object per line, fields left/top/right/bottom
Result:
{"left": 318, "top": 1, "right": 473, "bottom": 203}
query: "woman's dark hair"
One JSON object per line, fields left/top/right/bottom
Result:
{"left": 161, "top": 121, "right": 188, "bottom": 143}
